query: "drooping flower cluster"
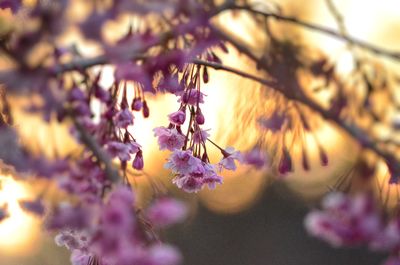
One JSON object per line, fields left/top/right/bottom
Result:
{"left": 50, "top": 185, "right": 187, "bottom": 265}
{"left": 305, "top": 192, "right": 400, "bottom": 264}
{"left": 153, "top": 62, "right": 247, "bottom": 192}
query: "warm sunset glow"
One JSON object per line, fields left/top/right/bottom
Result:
{"left": 0, "top": 177, "right": 39, "bottom": 255}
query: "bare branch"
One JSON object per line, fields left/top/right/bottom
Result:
{"left": 71, "top": 117, "right": 120, "bottom": 183}
{"left": 209, "top": 25, "right": 400, "bottom": 173}
{"left": 224, "top": 4, "right": 400, "bottom": 61}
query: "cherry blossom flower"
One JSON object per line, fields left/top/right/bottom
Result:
{"left": 243, "top": 148, "right": 269, "bottom": 169}
{"left": 178, "top": 89, "right": 205, "bottom": 105}
{"left": 146, "top": 198, "right": 188, "bottom": 228}
{"left": 192, "top": 128, "right": 210, "bottom": 144}
{"left": 168, "top": 110, "right": 186, "bottom": 125}
{"left": 165, "top": 150, "right": 201, "bottom": 175}
{"left": 304, "top": 192, "right": 382, "bottom": 247}
{"left": 114, "top": 108, "right": 134, "bottom": 128}
{"left": 106, "top": 141, "right": 140, "bottom": 162}
{"left": 148, "top": 244, "right": 182, "bottom": 265}
{"left": 153, "top": 127, "right": 185, "bottom": 151}
{"left": 219, "top": 147, "right": 243, "bottom": 171}
{"left": 172, "top": 174, "right": 204, "bottom": 193}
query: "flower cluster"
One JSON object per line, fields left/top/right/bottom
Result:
{"left": 305, "top": 192, "right": 400, "bottom": 264}
{"left": 50, "top": 186, "right": 187, "bottom": 265}
{"left": 153, "top": 62, "right": 246, "bottom": 192}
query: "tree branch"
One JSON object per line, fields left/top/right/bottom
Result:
{"left": 72, "top": 117, "right": 120, "bottom": 183}
{"left": 208, "top": 25, "right": 400, "bottom": 173}
{"left": 224, "top": 4, "right": 400, "bottom": 61}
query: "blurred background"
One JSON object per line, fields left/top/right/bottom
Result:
{"left": 0, "top": 0, "right": 399, "bottom": 264}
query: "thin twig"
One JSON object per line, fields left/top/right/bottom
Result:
{"left": 72, "top": 117, "right": 120, "bottom": 182}
{"left": 209, "top": 25, "right": 400, "bottom": 173}
{"left": 224, "top": 4, "right": 400, "bottom": 61}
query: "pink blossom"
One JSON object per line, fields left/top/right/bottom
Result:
{"left": 304, "top": 192, "right": 382, "bottom": 247}
{"left": 108, "top": 185, "right": 135, "bottom": 207}
{"left": 243, "top": 148, "right": 268, "bottom": 169}
{"left": 192, "top": 128, "right": 210, "bottom": 144}
{"left": 46, "top": 203, "right": 92, "bottom": 230}
{"left": 219, "top": 147, "right": 243, "bottom": 171}
{"left": 146, "top": 198, "right": 188, "bottom": 228}
{"left": 148, "top": 244, "right": 182, "bottom": 265}
{"left": 106, "top": 141, "right": 140, "bottom": 162}
{"left": 114, "top": 108, "right": 134, "bottom": 128}
{"left": 100, "top": 200, "right": 134, "bottom": 235}
{"left": 178, "top": 89, "right": 205, "bottom": 105}
{"left": 168, "top": 110, "right": 186, "bottom": 125}
{"left": 172, "top": 174, "right": 203, "bottom": 193}
{"left": 70, "top": 250, "right": 91, "bottom": 265}
{"left": 153, "top": 127, "right": 185, "bottom": 151}
{"left": 165, "top": 150, "right": 201, "bottom": 175}
{"left": 132, "top": 150, "right": 144, "bottom": 170}
{"left": 202, "top": 164, "right": 223, "bottom": 189}
{"left": 55, "top": 230, "right": 89, "bottom": 251}
{"left": 258, "top": 112, "right": 286, "bottom": 132}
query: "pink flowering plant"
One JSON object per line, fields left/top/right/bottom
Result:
{"left": 0, "top": 0, "right": 399, "bottom": 265}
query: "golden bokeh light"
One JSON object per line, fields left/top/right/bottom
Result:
{"left": 0, "top": 176, "right": 40, "bottom": 255}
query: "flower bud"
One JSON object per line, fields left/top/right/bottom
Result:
{"left": 196, "top": 109, "right": 205, "bottom": 125}
{"left": 132, "top": 150, "right": 144, "bottom": 170}
{"left": 142, "top": 100, "right": 150, "bottom": 118}
{"left": 131, "top": 98, "right": 143, "bottom": 111}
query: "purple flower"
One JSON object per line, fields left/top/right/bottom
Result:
{"left": 192, "top": 129, "right": 210, "bottom": 144}
{"left": 304, "top": 192, "right": 381, "bottom": 247}
{"left": 132, "top": 150, "right": 144, "bottom": 170}
{"left": 148, "top": 244, "right": 182, "bottom": 265}
{"left": 0, "top": 0, "right": 22, "bottom": 13}
{"left": 165, "top": 150, "right": 201, "bottom": 175}
{"left": 146, "top": 198, "right": 187, "bottom": 228}
{"left": 219, "top": 147, "right": 243, "bottom": 171}
{"left": 70, "top": 250, "right": 95, "bottom": 265}
{"left": 258, "top": 112, "right": 286, "bottom": 132}
{"left": 108, "top": 185, "right": 135, "bottom": 207}
{"left": 172, "top": 174, "right": 203, "bottom": 193}
{"left": 178, "top": 89, "right": 205, "bottom": 105}
{"left": 202, "top": 164, "right": 223, "bottom": 190}
{"left": 55, "top": 230, "right": 89, "bottom": 251}
{"left": 100, "top": 201, "right": 134, "bottom": 235}
{"left": 243, "top": 148, "right": 268, "bottom": 169}
{"left": 195, "top": 109, "right": 205, "bottom": 125}
{"left": 114, "top": 108, "right": 134, "bottom": 128}
{"left": 168, "top": 110, "right": 186, "bottom": 125}
{"left": 153, "top": 127, "right": 185, "bottom": 151}
{"left": 131, "top": 98, "right": 143, "bottom": 111}
{"left": 46, "top": 203, "right": 92, "bottom": 230}
{"left": 106, "top": 141, "right": 140, "bottom": 162}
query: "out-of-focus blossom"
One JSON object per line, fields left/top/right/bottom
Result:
{"left": 19, "top": 199, "right": 45, "bottom": 216}
{"left": 304, "top": 192, "right": 382, "bottom": 247}
{"left": 114, "top": 108, "right": 134, "bottom": 128}
{"left": 243, "top": 148, "right": 269, "bottom": 169}
{"left": 146, "top": 198, "right": 187, "bottom": 228}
